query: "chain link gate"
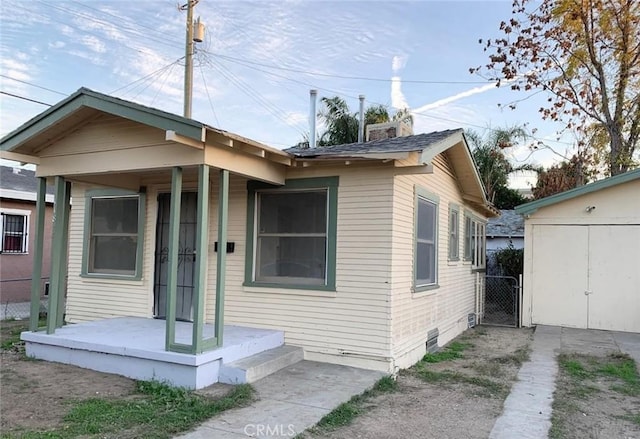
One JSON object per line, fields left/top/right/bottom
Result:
{"left": 483, "top": 275, "right": 521, "bottom": 327}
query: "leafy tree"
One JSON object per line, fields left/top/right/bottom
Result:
{"left": 303, "top": 96, "right": 412, "bottom": 147}
{"left": 471, "top": 0, "right": 640, "bottom": 175}
{"left": 466, "top": 126, "right": 533, "bottom": 208}
{"left": 532, "top": 153, "right": 596, "bottom": 199}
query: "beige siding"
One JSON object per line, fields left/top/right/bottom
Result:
{"left": 203, "top": 166, "right": 395, "bottom": 371}
{"left": 390, "top": 153, "right": 487, "bottom": 369}
{"left": 65, "top": 182, "right": 154, "bottom": 322}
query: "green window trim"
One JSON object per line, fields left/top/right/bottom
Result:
{"left": 448, "top": 203, "right": 460, "bottom": 261}
{"left": 463, "top": 209, "right": 486, "bottom": 269}
{"left": 81, "top": 188, "right": 146, "bottom": 280}
{"left": 414, "top": 186, "right": 439, "bottom": 291}
{"left": 244, "top": 176, "right": 338, "bottom": 292}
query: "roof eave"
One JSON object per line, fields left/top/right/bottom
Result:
{"left": 515, "top": 168, "right": 640, "bottom": 215}
{"left": 1, "top": 88, "right": 205, "bottom": 153}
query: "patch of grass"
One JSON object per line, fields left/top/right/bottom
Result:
{"left": 414, "top": 367, "right": 507, "bottom": 398}
{"left": 421, "top": 341, "right": 471, "bottom": 363}
{"left": 494, "top": 346, "right": 530, "bottom": 366}
{"left": 617, "top": 413, "right": 640, "bottom": 426}
{"left": 3, "top": 381, "right": 254, "bottom": 439}
{"left": 559, "top": 356, "right": 592, "bottom": 379}
{"left": 472, "top": 361, "right": 504, "bottom": 378}
{"left": 311, "top": 376, "right": 397, "bottom": 432}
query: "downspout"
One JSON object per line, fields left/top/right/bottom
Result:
{"left": 309, "top": 89, "right": 317, "bottom": 148}
{"left": 358, "top": 94, "right": 365, "bottom": 143}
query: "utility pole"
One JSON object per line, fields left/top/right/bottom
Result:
{"left": 181, "top": 0, "right": 198, "bottom": 118}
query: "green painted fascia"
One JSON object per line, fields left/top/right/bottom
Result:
{"left": 245, "top": 176, "right": 339, "bottom": 291}
{"left": 1, "top": 87, "right": 204, "bottom": 151}
{"left": 81, "top": 188, "right": 146, "bottom": 280}
{"left": 414, "top": 185, "right": 439, "bottom": 289}
{"left": 515, "top": 168, "right": 640, "bottom": 215}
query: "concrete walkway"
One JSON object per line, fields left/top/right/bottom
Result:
{"left": 490, "top": 326, "right": 640, "bottom": 439}
{"left": 177, "top": 360, "right": 385, "bottom": 439}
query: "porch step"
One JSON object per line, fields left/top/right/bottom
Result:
{"left": 219, "top": 345, "right": 303, "bottom": 384}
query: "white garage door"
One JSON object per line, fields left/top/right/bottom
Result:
{"left": 531, "top": 225, "right": 640, "bottom": 333}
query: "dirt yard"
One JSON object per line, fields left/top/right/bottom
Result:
{"left": 0, "top": 320, "right": 136, "bottom": 433}
{"left": 304, "top": 325, "right": 534, "bottom": 439}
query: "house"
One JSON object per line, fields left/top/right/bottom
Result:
{"left": 486, "top": 209, "right": 525, "bottom": 251}
{"left": 515, "top": 169, "right": 640, "bottom": 333}
{"left": 0, "top": 166, "right": 54, "bottom": 310}
{"left": 0, "top": 88, "right": 497, "bottom": 388}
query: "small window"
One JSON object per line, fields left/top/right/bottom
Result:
{"left": 463, "top": 212, "right": 486, "bottom": 269}
{"left": 448, "top": 206, "right": 459, "bottom": 261}
{"left": 245, "top": 177, "right": 338, "bottom": 290}
{"left": 415, "top": 188, "right": 438, "bottom": 289}
{"left": 83, "top": 192, "right": 145, "bottom": 278}
{"left": 0, "top": 213, "right": 28, "bottom": 253}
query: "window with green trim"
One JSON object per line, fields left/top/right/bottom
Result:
{"left": 463, "top": 212, "right": 486, "bottom": 269}
{"left": 448, "top": 205, "right": 459, "bottom": 261}
{"left": 246, "top": 177, "right": 338, "bottom": 290}
{"left": 83, "top": 191, "right": 145, "bottom": 278}
{"left": 415, "top": 189, "right": 438, "bottom": 288}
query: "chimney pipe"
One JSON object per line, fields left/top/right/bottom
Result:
{"left": 358, "top": 95, "right": 365, "bottom": 143}
{"left": 309, "top": 89, "right": 318, "bottom": 148}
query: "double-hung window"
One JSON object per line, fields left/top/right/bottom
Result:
{"left": 246, "top": 177, "right": 338, "bottom": 290}
{"left": 448, "top": 205, "right": 459, "bottom": 261}
{"left": 0, "top": 210, "right": 29, "bottom": 254}
{"left": 83, "top": 190, "right": 145, "bottom": 278}
{"left": 415, "top": 188, "right": 438, "bottom": 290}
{"left": 463, "top": 212, "right": 486, "bottom": 269}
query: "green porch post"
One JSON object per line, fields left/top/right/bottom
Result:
{"left": 165, "top": 167, "right": 182, "bottom": 351}
{"left": 29, "top": 178, "right": 47, "bottom": 331}
{"left": 56, "top": 181, "right": 71, "bottom": 328}
{"left": 47, "top": 176, "right": 69, "bottom": 334}
{"left": 191, "top": 165, "right": 210, "bottom": 353}
{"left": 215, "top": 169, "right": 229, "bottom": 346}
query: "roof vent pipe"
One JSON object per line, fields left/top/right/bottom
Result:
{"left": 309, "top": 89, "right": 318, "bottom": 149}
{"left": 358, "top": 95, "right": 365, "bottom": 143}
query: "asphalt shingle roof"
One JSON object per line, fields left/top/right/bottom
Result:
{"left": 0, "top": 166, "right": 54, "bottom": 195}
{"left": 285, "top": 129, "right": 463, "bottom": 157}
{"left": 487, "top": 210, "right": 525, "bottom": 238}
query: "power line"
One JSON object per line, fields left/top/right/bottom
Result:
{"left": 110, "top": 57, "right": 184, "bottom": 95}
{"left": 207, "top": 51, "right": 495, "bottom": 85}
{"left": 0, "top": 75, "right": 67, "bottom": 96}
{"left": 199, "top": 62, "right": 220, "bottom": 127}
{"left": 1, "top": 91, "right": 52, "bottom": 106}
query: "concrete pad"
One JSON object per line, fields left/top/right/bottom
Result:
{"left": 178, "top": 360, "right": 386, "bottom": 439}
{"left": 612, "top": 331, "right": 640, "bottom": 364}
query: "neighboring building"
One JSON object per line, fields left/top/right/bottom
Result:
{"left": 0, "top": 166, "right": 54, "bottom": 304}
{"left": 1, "top": 88, "right": 497, "bottom": 387}
{"left": 516, "top": 169, "right": 640, "bottom": 333}
{"left": 486, "top": 209, "right": 525, "bottom": 252}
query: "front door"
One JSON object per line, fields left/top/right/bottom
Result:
{"left": 154, "top": 192, "right": 197, "bottom": 321}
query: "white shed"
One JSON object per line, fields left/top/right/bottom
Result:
{"left": 516, "top": 169, "right": 640, "bottom": 333}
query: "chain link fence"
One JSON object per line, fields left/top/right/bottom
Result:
{"left": 484, "top": 275, "right": 520, "bottom": 327}
{"left": 0, "top": 277, "right": 49, "bottom": 321}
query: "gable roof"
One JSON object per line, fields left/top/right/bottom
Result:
{"left": 287, "top": 129, "right": 498, "bottom": 217}
{"left": 286, "top": 129, "right": 461, "bottom": 158}
{"left": 487, "top": 210, "right": 524, "bottom": 238}
{"left": 515, "top": 168, "right": 640, "bottom": 215}
{"left": 1, "top": 88, "right": 206, "bottom": 154}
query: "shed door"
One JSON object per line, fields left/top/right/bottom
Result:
{"left": 531, "top": 225, "right": 588, "bottom": 328}
{"left": 588, "top": 225, "right": 640, "bottom": 332}
{"left": 531, "top": 224, "right": 640, "bottom": 332}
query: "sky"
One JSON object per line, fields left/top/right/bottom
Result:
{"left": 0, "top": 0, "right": 580, "bottom": 185}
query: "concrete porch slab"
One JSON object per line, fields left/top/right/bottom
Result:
{"left": 21, "top": 317, "right": 284, "bottom": 389}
